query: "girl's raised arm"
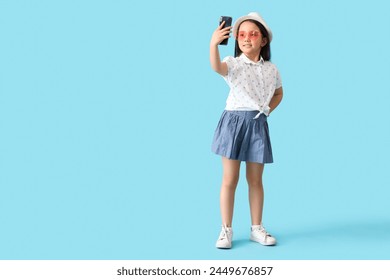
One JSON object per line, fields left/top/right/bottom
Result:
{"left": 210, "top": 22, "right": 231, "bottom": 76}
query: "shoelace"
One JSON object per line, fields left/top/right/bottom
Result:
{"left": 255, "top": 226, "right": 272, "bottom": 241}
{"left": 219, "top": 225, "right": 230, "bottom": 241}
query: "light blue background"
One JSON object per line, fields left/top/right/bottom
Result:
{"left": 1, "top": 0, "right": 390, "bottom": 259}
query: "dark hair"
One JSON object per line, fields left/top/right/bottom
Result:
{"left": 234, "top": 19, "right": 271, "bottom": 61}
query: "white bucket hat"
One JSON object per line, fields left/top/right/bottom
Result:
{"left": 232, "top": 12, "right": 273, "bottom": 42}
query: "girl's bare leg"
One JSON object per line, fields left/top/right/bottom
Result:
{"left": 246, "top": 162, "right": 265, "bottom": 225}
{"left": 220, "top": 157, "right": 241, "bottom": 227}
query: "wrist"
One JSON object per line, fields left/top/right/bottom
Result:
{"left": 210, "top": 41, "right": 219, "bottom": 48}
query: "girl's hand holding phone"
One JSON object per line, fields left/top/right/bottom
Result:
{"left": 210, "top": 21, "right": 232, "bottom": 47}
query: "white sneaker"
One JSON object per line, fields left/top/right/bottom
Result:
{"left": 216, "top": 225, "right": 233, "bottom": 249}
{"left": 250, "top": 224, "right": 276, "bottom": 246}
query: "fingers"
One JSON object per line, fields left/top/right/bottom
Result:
{"left": 218, "top": 21, "right": 233, "bottom": 32}
{"left": 218, "top": 26, "right": 232, "bottom": 36}
{"left": 220, "top": 28, "right": 232, "bottom": 42}
{"left": 223, "top": 27, "right": 232, "bottom": 33}
{"left": 212, "top": 22, "right": 233, "bottom": 45}
{"left": 222, "top": 28, "right": 232, "bottom": 38}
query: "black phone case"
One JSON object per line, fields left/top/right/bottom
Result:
{"left": 219, "top": 16, "right": 232, "bottom": 45}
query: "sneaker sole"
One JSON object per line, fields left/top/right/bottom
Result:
{"left": 216, "top": 244, "right": 232, "bottom": 249}
{"left": 250, "top": 236, "right": 276, "bottom": 246}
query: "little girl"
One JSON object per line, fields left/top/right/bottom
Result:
{"left": 210, "top": 12, "right": 283, "bottom": 249}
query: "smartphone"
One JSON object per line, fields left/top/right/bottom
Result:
{"left": 219, "top": 16, "right": 232, "bottom": 45}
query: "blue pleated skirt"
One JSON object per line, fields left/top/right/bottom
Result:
{"left": 211, "top": 110, "right": 273, "bottom": 164}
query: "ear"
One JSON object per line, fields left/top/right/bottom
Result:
{"left": 261, "top": 37, "right": 268, "bottom": 47}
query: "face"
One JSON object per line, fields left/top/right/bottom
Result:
{"left": 236, "top": 21, "right": 268, "bottom": 60}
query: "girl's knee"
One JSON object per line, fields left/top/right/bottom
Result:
{"left": 222, "top": 175, "right": 239, "bottom": 190}
{"left": 246, "top": 176, "right": 263, "bottom": 188}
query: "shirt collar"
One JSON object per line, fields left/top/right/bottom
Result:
{"left": 240, "top": 53, "right": 264, "bottom": 65}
